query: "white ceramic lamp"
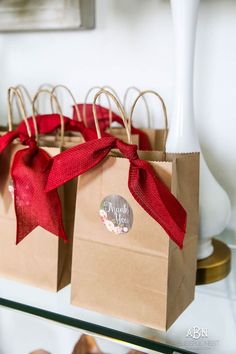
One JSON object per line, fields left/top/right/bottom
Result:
{"left": 167, "top": 0, "right": 231, "bottom": 260}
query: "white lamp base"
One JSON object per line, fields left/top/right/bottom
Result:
{"left": 197, "top": 239, "right": 214, "bottom": 260}
{"left": 169, "top": 0, "right": 231, "bottom": 261}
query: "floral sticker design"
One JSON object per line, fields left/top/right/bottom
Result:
{"left": 100, "top": 195, "right": 133, "bottom": 235}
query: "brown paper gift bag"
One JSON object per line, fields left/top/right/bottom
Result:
{"left": 124, "top": 88, "right": 168, "bottom": 151}
{"left": 83, "top": 86, "right": 140, "bottom": 146}
{"left": 70, "top": 89, "right": 199, "bottom": 331}
{"left": 0, "top": 88, "right": 74, "bottom": 291}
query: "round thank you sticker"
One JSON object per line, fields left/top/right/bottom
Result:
{"left": 99, "top": 195, "right": 133, "bottom": 235}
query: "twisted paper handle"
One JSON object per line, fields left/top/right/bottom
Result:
{"left": 32, "top": 89, "right": 65, "bottom": 146}
{"left": 83, "top": 86, "right": 113, "bottom": 127}
{"left": 129, "top": 90, "right": 168, "bottom": 138}
{"left": 50, "top": 84, "right": 82, "bottom": 122}
{"left": 92, "top": 88, "right": 132, "bottom": 143}
{"left": 123, "top": 86, "right": 151, "bottom": 127}
{"left": 7, "top": 87, "right": 31, "bottom": 135}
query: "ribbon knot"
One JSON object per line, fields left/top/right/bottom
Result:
{"left": 116, "top": 139, "right": 139, "bottom": 161}
{"left": 20, "top": 135, "right": 37, "bottom": 149}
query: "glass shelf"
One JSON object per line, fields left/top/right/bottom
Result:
{"left": 1, "top": 231, "right": 236, "bottom": 354}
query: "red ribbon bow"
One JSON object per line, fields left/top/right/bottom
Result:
{"left": 0, "top": 113, "right": 111, "bottom": 244}
{"left": 73, "top": 104, "right": 152, "bottom": 150}
{"left": 46, "top": 137, "right": 187, "bottom": 248}
{"left": 0, "top": 122, "right": 69, "bottom": 244}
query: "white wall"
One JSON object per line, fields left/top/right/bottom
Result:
{"left": 0, "top": 0, "right": 235, "bottom": 233}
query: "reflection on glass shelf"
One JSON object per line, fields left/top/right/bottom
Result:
{"left": 1, "top": 231, "right": 236, "bottom": 354}
{"left": 0, "top": 308, "right": 148, "bottom": 354}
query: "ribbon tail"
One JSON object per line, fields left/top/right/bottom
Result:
{"left": 128, "top": 161, "right": 187, "bottom": 248}
{"left": 46, "top": 137, "right": 116, "bottom": 192}
{"left": 11, "top": 146, "right": 67, "bottom": 244}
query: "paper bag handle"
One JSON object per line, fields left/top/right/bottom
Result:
{"left": 83, "top": 86, "right": 113, "bottom": 127}
{"left": 84, "top": 86, "right": 126, "bottom": 132}
{"left": 101, "top": 86, "right": 124, "bottom": 128}
{"left": 8, "top": 87, "right": 33, "bottom": 137}
{"left": 11, "top": 85, "right": 39, "bottom": 124}
{"left": 32, "top": 89, "right": 65, "bottom": 146}
{"left": 130, "top": 90, "right": 168, "bottom": 149}
{"left": 15, "top": 84, "right": 34, "bottom": 113}
{"left": 50, "top": 84, "right": 82, "bottom": 122}
{"left": 35, "top": 83, "right": 55, "bottom": 113}
{"left": 102, "top": 85, "right": 123, "bottom": 106}
{"left": 93, "top": 89, "right": 132, "bottom": 144}
{"left": 123, "top": 86, "right": 151, "bottom": 127}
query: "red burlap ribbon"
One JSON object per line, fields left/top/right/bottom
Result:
{"left": 11, "top": 138, "right": 67, "bottom": 244}
{"left": 0, "top": 123, "right": 69, "bottom": 244}
{"left": 46, "top": 137, "right": 186, "bottom": 248}
{"left": 0, "top": 113, "right": 111, "bottom": 244}
{"left": 73, "top": 104, "right": 152, "bottom": 150}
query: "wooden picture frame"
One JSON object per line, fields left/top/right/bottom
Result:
{"left": 0, "top": 0, "right": 95, "bottom": 31}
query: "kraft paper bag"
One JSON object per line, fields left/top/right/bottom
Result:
{"left": 0, "top": 88, "right": 76, "bottom": 291}
{"left": 70, "top": 151, "right": 199, "bottom": 330}
{"left": 0, "top": 141, "right": 74, "bottom": 291}
{"left": 43, "top": 88, "right": 198, "bottom": 329}
{"left": 140, "top": 127, "right": 167, "bottom": 151}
